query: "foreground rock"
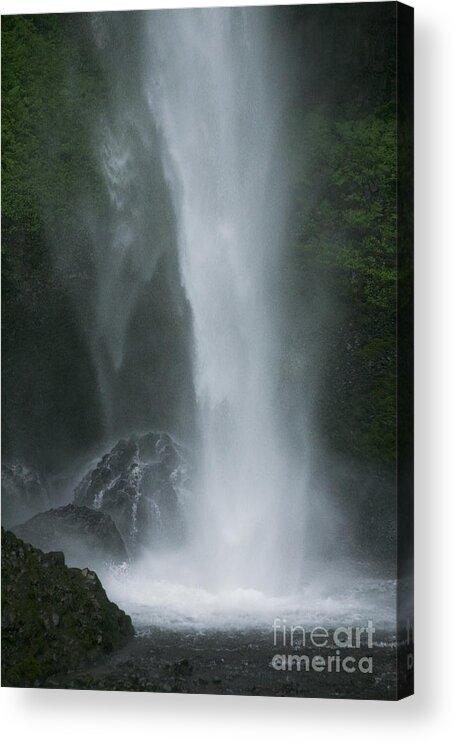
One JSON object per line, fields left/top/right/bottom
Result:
{"left": 12, "top": 504, "right": 128, "bottom": 567}
{"left": 1, "top": 463, "right": 50, "bottom": 527}
{"left": 1, "top": 528, "right": 134, "bottom": 687}
{"left": 74, "top": 432, "right": 190, "bottom": 552}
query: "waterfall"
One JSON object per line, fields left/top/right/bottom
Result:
{"left": 2, "top": 6, "right": 400, "bottom": 639}
{"left": 83, "top": 9, "right": 394, "bottom": 632}
{"left": 144, "top": 9, "right": 295, "bottom": 593}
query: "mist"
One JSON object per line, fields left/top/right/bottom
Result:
{"left": 2, "top": 4, "right": 399, "bottom": 631}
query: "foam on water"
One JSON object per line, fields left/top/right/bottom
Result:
{"left": 100, "top": 554, "right": 396, "bottom": 632}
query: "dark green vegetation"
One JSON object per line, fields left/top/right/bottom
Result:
{"left": 1, "top": 528, "right": 134, "bottom": 687}
{"left": 2, "top": 14, "right": 105, "bottom": 469}
{"left": 280, "top": 3, "right": 399, "bottom": 467}
{"left": 2, "top": 7, "right": 400, "bottom": 486}
{"left": 287, "top": 105, "right": 397, "bottom": 462}
{"left": 2, "top": 13, "right": 193, "bottom": 472}
{"left": 2, "top": 8, "right": 399, "bottom": 472}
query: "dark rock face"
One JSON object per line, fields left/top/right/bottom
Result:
{"left": 1, "top": 528, "right": 134, "bottom": 687}
{"left": 74, "top": 432, "right": 191, "bottom": 552}
{"left": 1, "top": 463, "right": 51, "bottom": 527}
{"left": 12, "top": 504, "right": 128, "bottom": 567}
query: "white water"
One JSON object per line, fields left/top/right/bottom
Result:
{"left": 100, "top": 556, "right": 396, "bottom": 633}
{"left": 145, "top": 9, "right": 297, "bottom": 595}
{"left": 88, "top": 9, "right": 394, "bottom": 630}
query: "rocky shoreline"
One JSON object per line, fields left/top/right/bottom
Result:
{"left": 2, "top": 438, "right": 399, "bottom": 698}
{"left": 1, "top": 526, "right": 399, "bottom": 698}
{"left": 42, "top": 627, "right": 399, "bottom": 699}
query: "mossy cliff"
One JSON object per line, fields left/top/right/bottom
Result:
{"left": 1, "top": 528, "right": 134, "bottom": 687}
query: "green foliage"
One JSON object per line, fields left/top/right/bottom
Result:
{"left": 1, "top": 15, "right": 106, "bottom": 466}
{"left": 286, "top": 101, "right": 397, "bottom": 464}
{"left": 2, "top": 12, "right": 399, "bottom": 469}
{"left": 2, "top": 15, "right": 104, "bottom": 252}
{"left": 291, "top": 103, "right": 396, "bottom": 301}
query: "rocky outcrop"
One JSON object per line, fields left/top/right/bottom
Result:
{"left": 1, "top": 463, "right": 50, "bottom": 527}
{"left": 1, "top": 528, "right": 134, "bottom": 687}
{"left": 12, "top": 504, "right": 128, "bottom": 567}
{"left": 74, "top": 432, "right": 190, "bottom": 552}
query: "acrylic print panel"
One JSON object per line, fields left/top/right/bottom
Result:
{"left": 1, "top": 2, "right": 414, "bottom": 699}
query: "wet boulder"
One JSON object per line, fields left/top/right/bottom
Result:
{"left": 74, "top": 432, "right": 191, "bottom": 552}
{"left": 1, "top": 463, "right": 50, "bottom": 527}
{"left": 12, "top": 503, "right": 128, "bottom": 567}
{"left": 1, "top": 528, "right": 134, "bottom": 687}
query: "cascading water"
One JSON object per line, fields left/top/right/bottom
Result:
{"left": 144, "top": 8, "right": 294, "bottom": 594}
{"left": 86, "top": 9, "right": 394, "bottom": 631}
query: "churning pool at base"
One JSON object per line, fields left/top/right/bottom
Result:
{"left": 100, "top": 558, "right": 397, "bottom": 633}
